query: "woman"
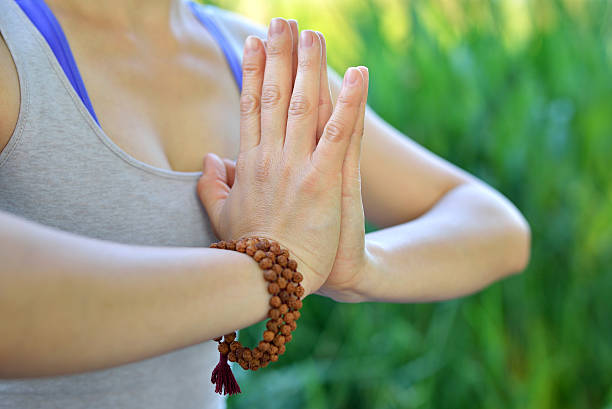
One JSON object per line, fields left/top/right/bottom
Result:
{"left": 0, "top": 0, "right": 531, "bottom": 407}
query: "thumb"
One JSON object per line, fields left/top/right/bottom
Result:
{"left": 197, "top": 153, "right": 231, "bottom": 231}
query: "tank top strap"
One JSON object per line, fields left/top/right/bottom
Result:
{"left": 14, "top": 0, "right": 99, "bottom": 124}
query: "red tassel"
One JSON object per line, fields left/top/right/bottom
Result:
{"left": 211, "top": 352, "right": 241, "bottom": 396}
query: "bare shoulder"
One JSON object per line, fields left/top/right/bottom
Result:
{"left": 0, "top": 34, "right": 20, "bottom": 154}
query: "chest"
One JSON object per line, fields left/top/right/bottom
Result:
{"left": 61, "top": 21, "right": 242, "bottom": 173}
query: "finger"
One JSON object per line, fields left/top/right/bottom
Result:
{"left": 260, "top": 18, "right": 293, "bottom": 148}
{"left": 288, "top": 19, "right": 299, "bottom": 88}
{"left": 283, "top": 30, "right": 322, "bottom": 159}
{"left": 222, "top": 158, "right": 236, "bottom": 188}
{"left": 314, "top": 31, "right": 333, "bottom": 145}
{"left": 197, "top": 153, "right": 231, "bottom": 234}
{"left": 343, "top": 66, "right": 369, "bottom": 175}
{"left": 239, "top": 36, "right": 265, "bottom": 153}
{"left": 311, "top": 67, "right": 364, "bottom": 175}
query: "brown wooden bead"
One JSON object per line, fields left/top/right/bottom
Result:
{"left": 263, "top": 269, "right": 277, "bottom": 282}
{"left": 253, "top": 249, "right": 266, "bottom": 261}
{"left": 228, "top": 351, "right": 237, "bottom": 362}
{"left": 261, "top": 359, "right": 270, "bottom": 368}
{"left": 280, "top": 249, "right": 290, "bottom": 258}
{"left": 236, "top": 241, "right": 247, "bottom": 252}
{"left": 279, "top": 291, "right": 291, "bottom": 303}
{"left": 278, "top": 344, "right": 286, "bottom": 355}
{"left": 270, "top": 345, "right": 279, "bottom": 355}
{"left": 288, "top": 298, "right": 302, "bottom": 310}
{"left": 217, "top": 241, "right": 226, "bottom": 249}
{"left": 273, "top": 334, "right": 286, "bottom": 346}
{"left": 263, "top": 330, "right": 275, "bottom": 342}
{"left": 286, "top": 282, "right": 297, "bottom": 294}
{"left": 266, "top": 320, "right": 279, "bottom": 332}
{"left": 256, "top": 240, "right": 269, "bottom": 251}
{"left": 224, "top": 332, "right": 236, "bottom": 343}
{"left": 292, "top": 271, "right": 303, "bottom": 283}
{"left": 278, "top": 277, "right": 288, "bottom": 289}
{"left": 252, "top": 348, "right": 263, "bottom": 359}
{"left": 295, "top": 285, "right": 305, "bottom": 298}
{"left": 235, "top": 347, "right": 244, "bottom": 359}
{"left": 276, "top": 254, "right": 288, "bottom": 267}
{"left": 265, "top": 252, "right": 276, "bottom": 263}
{"left": 218, "top": 343, "right": 230, "bottom": 355}
{"left": 246, "top": 245, "right": 257, "bottom": 256}
{"left": 270, "top": 242, "right": 281, "bottom": 255}
{"left": 249, "top": 359, "right": 260, "bottom": 369}
{"left": 290, "top": 321, "right": 297, "bottom": 331}
{"left": 262, "top": 351, "right": 271, "bottom": 361}
{"left": 281, "top": 324, "right": 292, "bottom": 336}
{"left": 281, "top": 268, "right": 293, "bottom": 281}
{"left": 272, "top": 263, "right": 283, "bottom": 274}
{"left": 285, "top": 333, "right": 292, "bottom": 343}
{"left": 287, "top": 258, "right": 298, "bottom": 270}
{"left": 230, "top": 341, "right": 240, "bottom": 351}
{"left": 258, "top": 340, "right": 271, "bottom": 352}
{"left": 242, "top": 349, "right": 252, "bottom": 361}
{"left": 279, "top": 303, "right": 289, "bottom": 314}
{"left": 270, "top": 354, "right": 279, "bottom": 362}
{"left": 293, "top": 310, "right": 301, "bottom": 320}
{"left": 259, "top": 258, "right": 273, "bottom": 269}
{"left": 213, "top": 336, "right": 222, "bottom": 342}
{"left": 269, "top": 308, "right": 281, "bottom": 319}
{"left": 269, "top": 296, "right": 282, "bottom": 308}
{"left": 267, "top": 282, "right": 280, "bottom": 294}
{"left": 239, "top": 359, "right": 249, "bottom": 370}
{"left": 284, "top": 312, "right": 295, "bottom": 323}
{"left": 226, "top": 240, "right": 236, "bottom": 250}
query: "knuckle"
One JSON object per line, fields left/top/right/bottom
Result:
{"left": 288, "top": 93, "right": 312, "bottom": 118}
{"left": 242, "top": 61, "right": 262, "bottom": 77}
{"left": 297, "top": 55, "right": 316, "bottom": 70}
{"left": 261, "top": 84, "right": 283, "bottom": 108}
{"left": 266, "top": 42, "right": 289, "bottom": 58}
{"left": 324, "top": 119, "right": 345, "bottom": 141}
{"left": 337, "top": 93, "right": 360, "bottom": 108}
{"left": 254, "top": 151, "right": 274, "bottom": 184}
{"left": 240, "top": 93, "right": 260, "bottom": 115}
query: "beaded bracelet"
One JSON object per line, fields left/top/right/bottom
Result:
{"left": 209, "top": 236, "right": 305, "bottom": 396}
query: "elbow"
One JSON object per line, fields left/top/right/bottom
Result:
{"left": 485, "top": 184, "right": 531, "bottom": 277}
{"left": 464, "top": 181, "right": 531, "bottom": 278}
{"left": 505, "top": 210, "right": 531, "bottom": 275}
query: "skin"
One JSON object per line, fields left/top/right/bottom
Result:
{"left": 0, "top": 0, "right": 530, "bottom": 377}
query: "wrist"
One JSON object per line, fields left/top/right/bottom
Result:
{"left": 325, "top": 239, "right": 385, "bottom": 303}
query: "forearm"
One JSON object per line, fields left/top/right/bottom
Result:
{"left": 0, "top": 211, "right": 298, "bottom": 378}
{"left": 352, "top": 182, "right": 530, "bottom": 303}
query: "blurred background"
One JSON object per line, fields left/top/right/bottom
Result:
{"left": 207, "top": 0, "right": 612, "bottom": 408}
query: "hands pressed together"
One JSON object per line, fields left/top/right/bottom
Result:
{"left": 197, "top": 18, "right": 369, "bottom": 300}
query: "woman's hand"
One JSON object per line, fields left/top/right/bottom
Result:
{"left": 197, "top": 18, "right": 366, "bottom": 297}
{"left": 315, "top": 65, "right": 370, "bottom": 302}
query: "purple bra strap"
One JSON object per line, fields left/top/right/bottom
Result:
{"left": 15, "top": 0, "right": 100, "bottom": 125}
{"left": 188, "top": 1, "right": 243, "bottom": 93}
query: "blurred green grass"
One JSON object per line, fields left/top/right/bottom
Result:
{"left": 207, "top": 0, "right": 612, "bottom": 407}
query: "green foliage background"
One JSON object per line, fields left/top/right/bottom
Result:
{"left": 207, "top": 0, "right": 612, "bottom": 407}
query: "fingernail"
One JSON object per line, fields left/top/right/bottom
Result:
{"left": 270, "top": 18, "right": 285, "bottom": 36}
{"left": 245, "top": 36, "right": 259, "bottom": 53}
{"left": 344, "top": 67, "right": 359, "bottom": 86}
{"left": 300, "top": 30, "right": 313, "bottom": 48}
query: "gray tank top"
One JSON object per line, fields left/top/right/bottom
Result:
{"left": 0, "top": 0, "right": 249, "bottom": 407}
